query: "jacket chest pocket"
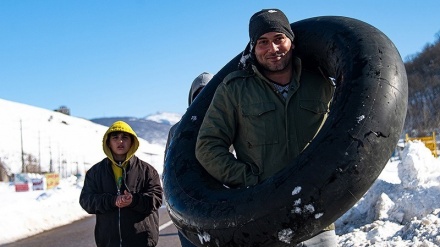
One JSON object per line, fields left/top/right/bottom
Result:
{"left": 300, "top": 100, "right": 329, "bottom": 114}
{"left": 298, "top": 99, "right": 329, "bottom": 146}
{"left": 241, "top": 102, "right": 279, "bottom": 146}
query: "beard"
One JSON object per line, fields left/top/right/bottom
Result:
{"left": 257, "top": 49, "right": 292, "bottom": 72}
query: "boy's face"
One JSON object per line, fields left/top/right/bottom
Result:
{"left": 108, "top": 132, "right": 132, "bottom": 158}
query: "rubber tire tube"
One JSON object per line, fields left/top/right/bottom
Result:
{"left": 162, "top": 16, "right": 408, "bottom": 247}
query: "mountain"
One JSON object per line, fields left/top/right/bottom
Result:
{"left": 403, "top": 35, "right": 440, "bottom": 136}
{"left": 0, "top": 98, "right": 167, "bottom": 180}
{"left": 90, "top": 112, "right": 182, "bottom": 146}
{"left": 145, "top": 112, "right": 182, "bottom": 125}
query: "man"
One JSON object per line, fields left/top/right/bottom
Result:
{"left": 164, "top": 72, "right": 214, "bottom": 158}
{"left": 80, "top": 120, "right": 163, "bottom": 247}
{"left": 195, "top": 9, "right": 336, "bottom": 246}
{"left": 164, "top": 72, "right": 213, "bottom": 247}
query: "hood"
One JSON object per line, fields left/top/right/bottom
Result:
{"left": 188, "top": 72, "right": 214, "bottom": 106}
{"left": 102, "top": 120, "right": 139, "bottom": 165}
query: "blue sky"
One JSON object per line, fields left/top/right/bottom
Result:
{"left": 1, "top": 1, "right": 439, "bottom": 119}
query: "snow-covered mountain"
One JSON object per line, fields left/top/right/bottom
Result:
{"left": 145, "top": 112, "right": 182, "bottom": 125}
{"left": 90, "top": 112, "right": 182, "bottom": 147}
{"left": 0, "top": 98, "right": 172, "bottom": 178}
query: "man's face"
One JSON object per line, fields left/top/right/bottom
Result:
{"left": 254, "top": 32, "right": 293, "bottom": 72}
{"left": 108, "top": 132, "right": 132, "bottom": 157}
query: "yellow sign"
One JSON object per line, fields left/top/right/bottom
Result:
{"left": 45, "top": 173, "right": 60, "bottom": 189}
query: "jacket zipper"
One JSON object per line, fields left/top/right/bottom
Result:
{"left": 117, "top": 162, "right": 123, "bottom": 247}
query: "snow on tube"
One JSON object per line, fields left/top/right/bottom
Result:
{"left": 162, "top": 16, "right": 408, "bottom": 246}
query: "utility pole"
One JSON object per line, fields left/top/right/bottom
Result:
{"left": 49, "top": 137, "right": 53, "bottom": 173}
{"left": 20, "top": 119, "right": 25, "bottom": 173}
{"left": 38, "top": 130, "right": 41, "bottom": 173}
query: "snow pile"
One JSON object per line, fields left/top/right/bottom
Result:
{"left": 0, "top": 176, "right": 89, "bottom": 245}
{"left": 336, "top": 141, "right": 440, "bottom": 246}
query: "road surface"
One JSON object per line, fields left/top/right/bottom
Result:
{"left": 0, "top": 206, "right": 183, "bottom": 247}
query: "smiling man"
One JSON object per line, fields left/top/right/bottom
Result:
{"left": 195, "top": 9, "right": 336, "bottom": 246}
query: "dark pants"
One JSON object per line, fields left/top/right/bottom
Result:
{"left": 178, "top": 231, "right": 197, "bottom": 247}
{"left": 178, "top": 229, "right": 337, "bottom": 247}
{"left": 296, "top": 230, "right": 338, "bottom": 247}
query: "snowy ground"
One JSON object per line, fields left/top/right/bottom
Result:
{"left": 0, "top": 141, "right": 439, "bottom": 246}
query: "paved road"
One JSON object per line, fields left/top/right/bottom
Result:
{"left": 0, "top": 206, "right": 182, "bottom": 247}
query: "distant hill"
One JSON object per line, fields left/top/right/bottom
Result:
{"left": 404, "top": 35, "right": 440, "bottom": 136}
{"left": 90, "top": 114, "right": 178, "bottom": 146}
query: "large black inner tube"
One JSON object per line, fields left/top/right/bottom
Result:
{"left": 163, "top": 16, "right": 408, "bottom": 247}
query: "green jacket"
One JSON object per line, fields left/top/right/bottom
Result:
{"left": 196, "top": 56, "right": 334, "bottom": 188}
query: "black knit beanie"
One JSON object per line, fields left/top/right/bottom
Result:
{"left": 249, "top": 9, "right": 294, "bottom": 49}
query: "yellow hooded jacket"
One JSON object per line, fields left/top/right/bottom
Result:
{"left": 80, "top": 120, "right": 163, "bottom": 246}
{"left": 102, "top": 121, "right": 140, "bottom": 188}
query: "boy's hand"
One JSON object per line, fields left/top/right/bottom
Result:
{"left": 116, "top": 190, "right": 133, "bottom": 208}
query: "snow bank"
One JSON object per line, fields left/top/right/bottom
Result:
{"left": 336, "top": 141, "right": 440, "bottom": 246}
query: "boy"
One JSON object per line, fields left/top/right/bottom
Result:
{"left": 80, "top": 120, "right": 163, "bottom": 247}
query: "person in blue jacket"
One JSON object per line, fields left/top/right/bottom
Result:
{"left": 164, "top": 72, "right": 213, "bottom": 247}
